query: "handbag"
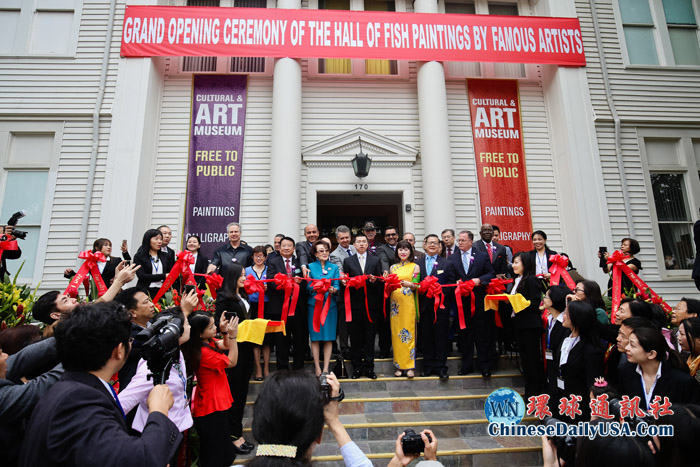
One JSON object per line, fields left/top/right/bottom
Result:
{"left": 332, "top": 356, "right": 349, "bottom": 379}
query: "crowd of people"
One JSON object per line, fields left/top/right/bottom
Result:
{"left": 2, "top": 219, "right": 700, "bottom": 466}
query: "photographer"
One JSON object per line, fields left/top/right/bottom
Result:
{"left": 247, "top": 370, "right": 372, "bottom": 467}
{"left": 18, "top": 301, "right": 181, "bottom": 467}
{"left": 0, "top": 337, "right": 62, "bottom": 467}
{"left": 389, "top": 429, "right": 441, "bottom": 467}
{"left": 0, "top": 225, "right": 22, "bottom": 281}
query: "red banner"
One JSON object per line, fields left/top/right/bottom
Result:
{"left": 121, "top": 6, "right": 585, "bottom": 66}
{"left": 468, "top": 79, "right": 533, "bottom": 253}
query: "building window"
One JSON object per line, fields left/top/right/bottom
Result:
{"left": 641, "top": 133, "right": 700, "bottom": 276}
{"left": 618, "top": 0, "right": 700, "bottom": 66}
{"left": 0, "top": 0, "right": 80, "bottom": 56}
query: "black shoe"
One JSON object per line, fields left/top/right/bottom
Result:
{"left": 481, "top": 369, "right": 492, "bottom": 378}
{"left": 233, "top": 443, "right": 253, "bottom": 455}
{"left": 438, "top": 370, "right": 449, "bottom": 381}
{"left": 242, "top": 441, "right": 255, "bottom": 450}
{"left": 458, "top": 367, "right": 474, "bottom": 376}
{"left": 351, "top": 370, "right": 363, "bottom": 379}
{"left": 365, "top": 370, "right": 377, "bottom": 379}
{"left": 420, "top": 369, "right": 434, "bottom": 377}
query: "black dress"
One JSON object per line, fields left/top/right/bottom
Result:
{"left": 606, "top": 257, "right": 642, "bottom": 297}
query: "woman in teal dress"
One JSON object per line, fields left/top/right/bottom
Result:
{"left": 306, "top": 240, "right": 340, "bottom": 376}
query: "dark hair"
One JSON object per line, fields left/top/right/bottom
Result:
{"left": 532, "top": 230, "right": 548, "bottom": 241}
{"left": 441, "top": 228, "right": 455, "bottom": 236}
{"left": 354, "top": 232, "right": 368, "bottom": 242}
{"left": 425, "top": 233, "right": 439, "bottom": 243}
{"left": 274, "top": 234, "right": 285, "bottom": 240}
{"left": 252, "top": 245, "right": 268, "bottom": 256}
{"left": 652, "top": 404, "right": 700, "bottom": 467}
{"left": 566, "top": 301, "right": 602, "bottom": 349}
{"left": 513, "top": 251, "right": 535, "bottom": 279}
{"left": 627, "top": 299, "right": 654, "bottom": 321}
{"left": 157, "top": 225, "right": 171, "bottom": 232}
{"left": 0, "top": 324, "right": 41, "bottom": 355}
{"left": 649, "top": 303, "right": 670, "bottom": 329}
{"left": 115, "top": 287, "right": 143, "bottom": 312}
{"left": 491, "top": 225, "right": 500, "bottom": 232}
{"left": 385, "top": 225, "right": 398, "bottom": 234}
{"left": 394, "top": 239, "right": 414, "bottom": 260}
{"left": 579, "top": 280, "right": 606, "bottom": 311}
{"left": 629, "top": 326, "right": 685, "bottom": 370}
{"left": 458, "top": 230, "right": 474, "bottom": 241}
{"left": 186, "top": 235, "right": 201, "bottom": 248}
{"left": 681, "top": 297, "right": 700, "bottom": 317}
{"left": 264, "top": 244, "right": 274, "bottom": 252}
{"left": 33, "top": 290, "right": 61, "bottom": 325}
{"left": 248, "top": 371, "right": 324, "bottom": 467}
{"left": 280, "top": 236, "right": 296, "bottom": 248}
{"left": 681, "top": 317, "right": 700, "bottom": 357}
{"left": 309, "top": 240, "right": 330, "bottom": 258}
{"left": 575, "top": 419, "right": 655, "bottom": 467}
{"left": 181, "top": 311, "right": 215, "bottom": 377}
{"left": 54, "top": 302, "right": 131, "bottom": 372}
{"left": 220, "top": 263, "right": 246, "bottom": 301}
{"left": 92, "top": 238, "right": 111, "bottom": 253}
{"left": 621, "top": 237, "right": 640, "bottom": 255}
{"left": 620, "top": 316, "right": 655, "bottom": 331}
{"left": 547, "top": 285, "right": 572, "bottom": 313}
{"left": 135, "top": 229, "right": 163, "bottom": 257}
{"left": 589, "top": 379, "right": 619, "bottom": 401}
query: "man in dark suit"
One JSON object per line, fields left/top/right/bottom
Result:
{"left": 448, "top": 230, "right": 495, "bottom": 377}
{"left": 157, "top": 225, "right": 177, "bottom": 265}
{"left": 343, "top": 233, "right": 383, "bottom": 379}
{"left": 296, "top": 224, "right": 319, "bottom": 277}
{"left": 418, "top": 234, "right": 454, "bottom": 380}
{"left": 19, "top": 301, "right": 180, "bottom": 467}
{"left": 376, "top": 226, "right": 400, "bottom": 358}
{"left": 329, "top": 225, "right": 355, "bottom": 359}
{"left": 403, "top": 232, "right": 426, "bottom": 262}
{"left": 266, "top": 236, "right": 307, "bottom": 370}
{"left": 441, "top": 229, "right": 457, "bottom": 258}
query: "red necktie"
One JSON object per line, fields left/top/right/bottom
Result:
{"left": 487, "top": 244, "right": 493, "bottom": 262}
{"left": 285, "top": 259, "right": 292, "bottom": 275}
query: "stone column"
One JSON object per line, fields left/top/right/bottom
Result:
{"left": 414, "top": 0, "right": 456, "bottom": 233}
{"left": 268, "top": 0, "right": 303, "bottom": 239}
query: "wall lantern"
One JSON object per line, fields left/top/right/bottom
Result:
{"left": 351, "top": 137, "right": 372, "bottom": 178}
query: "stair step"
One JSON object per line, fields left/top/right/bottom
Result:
{"left": 246, "top": 370, "right": 524, "bottom": 396}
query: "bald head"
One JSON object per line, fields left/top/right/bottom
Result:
{"left": 480, "top": 224, "right": 494, "bottom": 243}
{"left": 304, "top": 224, "right": 319, "bottom": 243}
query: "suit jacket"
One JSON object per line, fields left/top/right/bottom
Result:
{"left": 618, "top": 361, "right": 700, "bottom": 410}
{"left": 511, "top": 275, "right": 544, "bottom": 329}
{"left": 545, "top": 318, "right": 570, "bottom": 390}
{"left": 417, "top": 255, "right": 454, "bottom": 317}
{"left": 266, "top": 254, "right": 304, "bottom": 319}
{"left": 367, "top": 239, "right": 383, "bottom": 256}
{"left": 529, "top": 248, "right": 558, "bottom": 276}
{"left": 330, "top": 245, "right": 356, "bottom": 273}
{"left": 447, "top": 249, "right": 494, "bottom": 314}
{"left": 342, "top": 254, "right": 383, "bottom": 315}
{"left": 191, "top": 252, "right": 209, "bottom": 288}
{"left": 133, "top": 250, "right": 173, "bottom": 292}
{"left": 377, "top": 243, "right": 399, "bottom": 272}
{"left": 161, "top": 246, "right": 176, "bottom": 265}
{"left": 473, "top": 240, "right": 508, "bottom": 276}
{"left": 296, "top": 241, "right": 313, "bottom": 268}
{"left": 19, "top": 371, "right": 181, "bottom": 467}
{"left": 554, "top": 338, "right": 604, "bottom": 409}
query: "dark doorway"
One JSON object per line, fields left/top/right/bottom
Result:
{"left": 317, "top": 192, "right": 403, "bottom": 247}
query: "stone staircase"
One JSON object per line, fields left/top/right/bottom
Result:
{"left": 234, "top": 355, "right": 542, "bottom": 466}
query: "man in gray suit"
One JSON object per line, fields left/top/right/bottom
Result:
{"left": 330, "top": 225, "right": 355, "bottom": 359}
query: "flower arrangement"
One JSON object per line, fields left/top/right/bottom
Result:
{"left": 0, "top": 263, "right": 39, "bottom": 329}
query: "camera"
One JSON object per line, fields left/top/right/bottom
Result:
{"left": 134, "top": 315, "right": 183, "bottom": 385}
{"left": 543, "top": 416, "right": 577, "bottom": 465}
{"left": 401, "top": 429, "right": 431, "bottom": 454}
{"left": 320, "top": 372, "right": 331, "bottom": 403}
{"left": 6, "top": 210, "right": 28, "bottom": 240}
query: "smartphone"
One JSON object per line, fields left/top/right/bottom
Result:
{"left": 598, "top": 246, "right": 608, "bottom": 268}
{"left": 184, "top": 284, "right": 196, "bottom": 295}
{"left": 224, "top": 311, "right": 237, "bottom": 321}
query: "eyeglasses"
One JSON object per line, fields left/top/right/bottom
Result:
{"left": 573, "top": 288, "right": 583, "bottom": 293}
{"left": 386, "top": 233, "right": 398, "bottom": 237}
{"left": 426, "top": 241, "right": 439, "bottom": 246}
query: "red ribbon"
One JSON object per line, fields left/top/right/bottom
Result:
{"left": 418, "top": 276, "right": 444, "bottom": 322}
{"left": 548, "top": 254, "right": 576, "bottom": 289}
{"left": 194, "top": 272, "right": 224, "bottom": 299}
{"left": 382, "top": 274, "right": 402, "bottom": 320}
{"left": 344, "top": 274, "right": 370, "bottom": 324}
{"left": 64, "top": 250, "right": 108, "bottom": 298}
{"left": 311, "top": 278, "right": 332, "bottom": 333}
{"left": 485, "top": 278, "right": 513, "bottom": 295}
{"left": 273, "top": 273, "right": 300, "bottom": 323}
{"left": 152, "top": 251, "right": 196, "bottom": 304}
{"left": 454, "top": 280, "right": 477, "bottom": 329}
{"left": 244, "top": 274, "right": 266, "bottom": 318}
{"left": 607, "top": 250, "right": 672, "bottom": 324}
{"left": 0, "top": 238, "right": 18, "bottom": 265}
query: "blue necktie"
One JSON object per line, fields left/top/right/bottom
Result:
{"left": 109, "top": 384, "right": 126, "bottom": 420}
{"left": 462, "top": 251, "right": 470, "bottom": 276}
{"left": 427, "top": 256, "right": 435, "bottom": 275}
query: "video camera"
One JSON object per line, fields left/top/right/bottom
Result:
{"left": 134, "top": 315, "right": 183, "bottom": 385}
{"left": 1, "top": 210, "right": 28, "bottom": 241}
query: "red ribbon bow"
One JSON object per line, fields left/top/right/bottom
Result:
{"left": 64, "top": 250, "right": 108, "bottom": 298}
{"left": 606, "top": 250, "right": 671, "bottom": 323}
{"left": 418, "top": 276, "right": 444, "bottom": 322}
{"left": 273, "top": 273, "right": 300, "bottom": 323}
{"left": 548, "top": 254, "right": 576, "bottom": 289}
{"left": 382, "top": 274, "right": 402, "bottom": 319}
{"left": 152, "top": 251, "right": 196, "bottom": 304}
{"left": 205, "top": 273, "right": 223, "bottom": 299}
{"left": 454, "top": 280, "right": 477, "bottom": 329}
{"left": 344, "top": 274, "right": 370, "bottom": 324}
{"left": 485, "top": 278, "right": 513, "bottom": 295}
{"left": 244, "top": 274, "right": 267, "bottom": 318}
{"left": 311, "top": 279, "right": 332, "bottom": 333}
